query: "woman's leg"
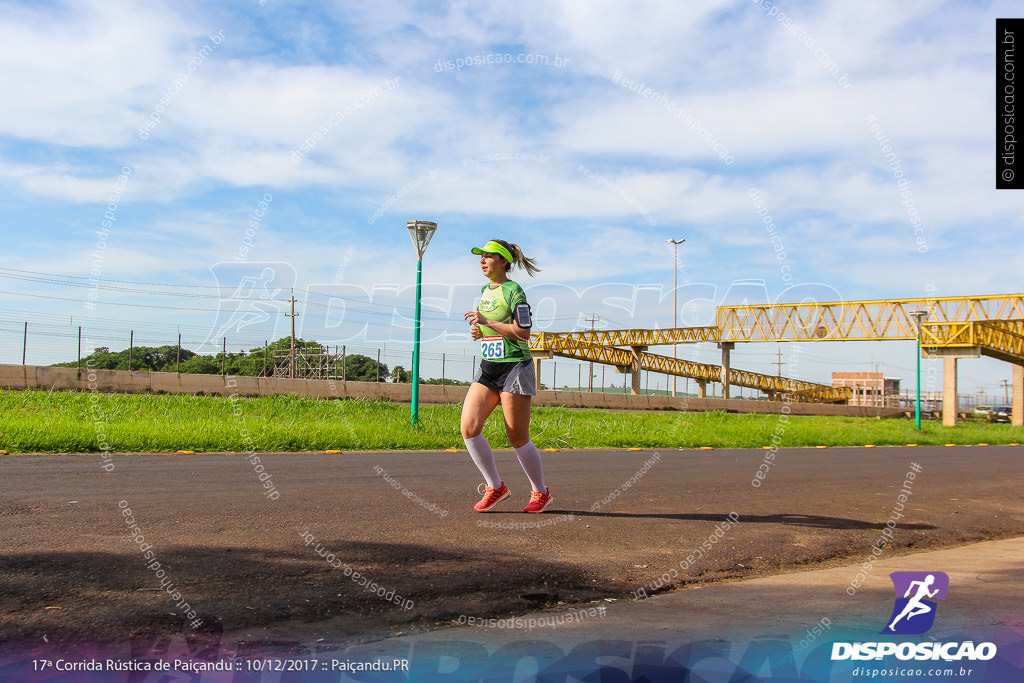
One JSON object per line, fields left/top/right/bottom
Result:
{"left": 501, "top": 392, "right": 545, "bottom": 492}
{"left": 461, "top": 382, "right": 502, "bottom": 488}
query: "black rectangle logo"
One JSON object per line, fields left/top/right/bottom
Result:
{"left": 997, "top": 18, "right": 1024, "bottom": 188}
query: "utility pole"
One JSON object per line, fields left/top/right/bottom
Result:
{"left": 585, "top": 314, "right": 599, "bottom": 392}
{"left": 1001, "top": 379, "right": 1011, "bottom": 404}
{"left": 874, "top": 362, "right": 882, "bottom": 407}
{"left": 285, "top": 289, "right": 299, "bottom": 378}
{"left": 772, "top": 346, "right": 785, "bottom": 377}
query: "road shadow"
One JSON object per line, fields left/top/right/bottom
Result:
{"left": 0, "top": 538, "right": 611, "bottom": 657}
{"left": 524, "top": 510, "right": 937, "bottom": 531}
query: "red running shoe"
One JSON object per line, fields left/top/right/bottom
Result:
{"left": 523, "top": 487, "right": 552, "bottom": 513}
{"left": 474, "top": 482, "right": 510, "bottom": 512}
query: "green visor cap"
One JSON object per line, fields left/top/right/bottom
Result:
{"left": 471, "top": 240, "right": 514, "bottom": 264}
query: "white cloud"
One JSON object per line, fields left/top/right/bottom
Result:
{"left": 0, "top": 1, "right": 197, "bottom": 147}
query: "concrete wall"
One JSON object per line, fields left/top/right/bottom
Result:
{"left": 0, "top": 364, "right": 905, "bottom": 418}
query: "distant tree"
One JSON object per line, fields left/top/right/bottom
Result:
{"left": 344, "top": 354, "right": 388, "bottom": 382}
{"left": 51, "top": 336, "right": 366, "bottom": 378}
{"left": 179, "top": 355, "right": 221, "bottom": 374}
{"left": 133, "top": 345, "right": 192, "bottom": 371}
{"left": 390, "top": 366, "right": 412, "bottom": 383}
{"left": 53, "top": 345, "right": 197, "bottom": 372}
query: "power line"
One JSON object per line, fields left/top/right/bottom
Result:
{"left": 0, "top": 269, "right": 583, "bottom": 321}
{"left": 0, "top": 267, "right": 229, "bottom": 289}
{"left": 0, "top": 289, "right": 230, "bottom": 312}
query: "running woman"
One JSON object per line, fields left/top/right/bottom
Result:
{"left": 461, "top": 239, "right": 552, "bottom": 513}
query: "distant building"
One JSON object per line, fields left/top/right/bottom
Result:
{"left": 832, "top": 372, "right": 901, "bottom": 407}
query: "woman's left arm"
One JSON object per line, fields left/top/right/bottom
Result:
{"left": 484, "top": 319, "right": 530, "bottom": 342}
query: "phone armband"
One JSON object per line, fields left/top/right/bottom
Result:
{"left": 513, "top": 302, "right": 533, "bottom": 328}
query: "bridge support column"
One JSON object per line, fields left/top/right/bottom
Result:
{"left": 718, "top": 342, "right": 734, "bottom": 399}
{"left": 697, "top": 380, "right": 707, "bottom": 398}
{"left": 531, "top": 351, "right": 552, "bottom": 390}
{"left": 924, "top": 347, "right": 980, "bottom": 426}
{"left": 629, "top": 346, "right": 647, "bottom": 395}
{"left": 942, "top": 356, "right": 958, "bottom": 426}
{"left": 1013, "top": 363, "right": 1023, "bottom": 427}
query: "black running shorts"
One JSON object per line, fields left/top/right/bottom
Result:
{"left": 472, "top": 359, "right": 537, "bottom": 395}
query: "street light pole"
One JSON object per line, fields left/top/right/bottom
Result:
{"left": 666, "top": 238, "right": 685, "bottom": 397}
{"left": 406, "top": 220, "right": 437, "bottom": 427}
{"left": 910, "top": 310, "right": 928, "bottom": 431}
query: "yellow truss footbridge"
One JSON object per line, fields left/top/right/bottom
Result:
{"left": 530, "top": 331, "right": 847, "bottom": 402}
{"left": 529, "top": 294, "right": 1024, "bottom": 421}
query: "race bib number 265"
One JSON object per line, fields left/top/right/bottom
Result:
{"left": 481, "top": 336, "right": 505, "bottom": 360}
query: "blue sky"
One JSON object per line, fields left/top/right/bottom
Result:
{"left": 0, "top": 0, "right": 1020, "bottom": 402}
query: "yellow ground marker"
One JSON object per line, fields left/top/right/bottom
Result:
{"left": 906, "top": 443, "right": 918, "bottom": 447}
{"left": 699, "top": 446, "right": 714, "bottom": 450}
{"left": 815, "top": 445, "right": 828, "bottom": 449}
{"left": 444, "top": 448, "right": 460, "bottom": 452}
{"left": 325, "top": 449, "right": 342, "bottom": 454}
{"left": 175, "top": 450, "right": 195, "bottom": 454}
{"left": 944, "top": 443, "right": 957, "bottom": 447}
{"left": 977, "top": 443, "right": 989, "bottom": 447}
{"left": 864, "top": 444, "right": 877, "bottom": 448}
{"left": 0, "top": 450, "right": 8, "bottom": 455}
{"left": 627, "top": 447, "right": 643, "bottom": 451}
{"left": 542, "top": 448, "right": 560, "bottom": 452}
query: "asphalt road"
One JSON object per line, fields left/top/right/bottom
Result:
{"left": 1, "top": 446, "right": 1022, "bottom": 657}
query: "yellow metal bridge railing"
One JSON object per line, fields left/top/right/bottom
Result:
{"left": 716, "top": 294, "right": 1024, "bottom": 342}
{"left": 920, "top": 320, "right": 1024, "bottom": 363}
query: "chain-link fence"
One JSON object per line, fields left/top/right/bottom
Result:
{"left": 1, "top": 314, "right": 671, "bottom": 394}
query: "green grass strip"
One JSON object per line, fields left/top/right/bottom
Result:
{"left": 1, "top": 389, "right": 1021, "bottom": 453}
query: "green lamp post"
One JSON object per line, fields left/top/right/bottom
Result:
{"left": 407, "top": 220, "right": 437, "bottom": 426}
{"left": 910, "top": 310, "right": 928, "bottom": 431}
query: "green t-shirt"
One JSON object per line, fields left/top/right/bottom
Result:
{"left": 478, "top": 280, "right": 532, "bottom": 362}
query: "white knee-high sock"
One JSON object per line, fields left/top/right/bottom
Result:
{"left": 513, "top": 440, "right": 546, "bottom": 492}
{"left": 464, "top": 434, "right": 502, "bottom": 489}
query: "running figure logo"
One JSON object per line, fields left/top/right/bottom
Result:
{"left": 202, "top": 262, "right": 296, "bottom": 352}
{"left": 881, "top": 571, "right": 949, "bottom": 635}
